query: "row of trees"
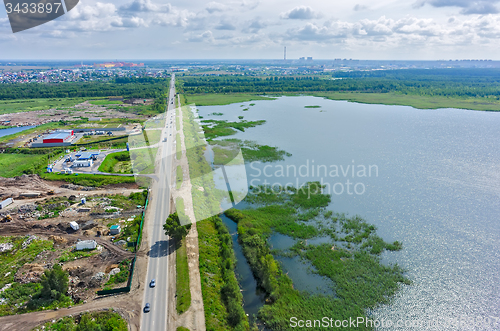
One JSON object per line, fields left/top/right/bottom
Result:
{"left": 0, "top": 81, "right": 167, "bottom": 100}
{"left": 179, "top": 69, "right": 500, "bottom": 98}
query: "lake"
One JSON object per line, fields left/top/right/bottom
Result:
{"left": 0, "top": 126, "right": 35, "bottom": 138}
{"left": 198, "top": 96, "right": 500, "bottom": 331}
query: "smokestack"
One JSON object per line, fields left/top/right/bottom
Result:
{"left": 284, "top": 46, "right": 286, "bottom": 61}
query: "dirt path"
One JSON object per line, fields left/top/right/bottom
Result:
{"left": 171, "top": 103, "right": 206, "bottom": 331}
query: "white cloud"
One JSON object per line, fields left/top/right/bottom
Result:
{"left": 205, "top": 2, "right": 226, "bottom": 13}
{"left": 187, "top": 30, "right": 214, "bottom": 42}
{"left": 281, "top": 6, "right": 322, "bottom": 20}
{"left": 120, "top": 0, "right": 171, "bottom": 13}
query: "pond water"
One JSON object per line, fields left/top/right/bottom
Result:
{"left": 198, "top": 96, "right": 500, "bottom": 330}
{"left": 0, "top": 126, "right": 35, "bottom": 138}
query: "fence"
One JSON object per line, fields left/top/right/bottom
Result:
{"left": 96, "top": 188, "right": 149, "bottom": 296}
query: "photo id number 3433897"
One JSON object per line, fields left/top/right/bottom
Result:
{"left": 5, "top": 2, "right": 62, "bottom": 14}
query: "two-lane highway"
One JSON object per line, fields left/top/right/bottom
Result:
{"left": 141, "top": 74, "right": 177, "bottom": 331}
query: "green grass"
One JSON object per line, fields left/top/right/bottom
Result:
{"left": 0, "top": 98, "right": 88, "bottom": 115}
{"left": 98, "top": 151, "right": 132, "bottom": 174}
{"left": 176, "top": 116, "right": 180, "bottom": 131}
{"left": 210, "top": 139, "right": 292, "bottom": 164}
{"left": 176, "top": 237, "right": 191, "bottom": 315}
{"left": 105, "top": 259, "right": 131, "bottom": 286}
{"left": 184, "top": 93, "right": 275, "bottom": 106}
{"left": 0, "top": 236, "right": 75, "bottom": 316}
{"left": 32, "top": 311, "right": 128, "bottom": 331}
{"left": 89, "top": 100, "right": 123, "bottom": 105}
{"left": 176, "top": 165, "right": 183, "bottom": 189}
{"left": 129, "top": 147, "right": 158, "bottom": 174}
{"left": 181, "top": 105, "right": 224, "bottom": 222}
{"left": 41, "top": 172, "right": 136, "bottom": 187}
{"left": 177, "top": 327, "right": 190, "bottom": 331}
{"left": 311, "top": 91, "right": 500, "bottom": 111}
{"left": 175, "top": 197, "right": 186, "bottom": 220}
{"left": 304, "top": 105, "right": 321, "bottom": 108}
{"left": 224, "top": 183, "right": 409, "bottom": 331}
{"left": 201, "top": 120, "right": 266, "bottom": 140}
{"left": 58, "top": 248, "right": 99, "bottom": 263}
{"left": 198, "top": 217, "right": 250, "bottom": 331}
{"left": 0, "top": 153, "right": 48, "bottom": 177}
{"left": 176, "top": 133, "right": 182, "bottom": 160}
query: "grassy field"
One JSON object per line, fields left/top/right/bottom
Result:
{"left": 0, "top": 153, "right": 48, "bottom": 177}
{"left": 176, "top": 116, "right": 180, "bottom": 131}
{"left": 176, "top": 237, "right": 191, "bottom": 314}
{"left": 176, "top": 165, "right": 183, "bottom": 189}
{"left": 184, "top": 93, "right": 276, "bottom": 106}
{"left": 41, "top": 172, "right": 136, "bottom": 187}
{"left": 176, "top": 133, "right": 182, "bottom": 160}
{"left": 89, "top": 100, "right": 123, "bottom": 106}
{"left": 311, "top": 91, "right": 500, "bottom": 111}
{"left": 32, "top": 311, "right": 128, "bottom": 331}
{"left": 98, "top": 151, "right": 132, "bottom": 174}
{"left": 129, "top": 147, "right": 158, "bottom": 174}
{"left": 0, "top": 98, "right": 89, "bottom": 115}
{"left": 198, "top": 217, "right": 250, "bottom": 331}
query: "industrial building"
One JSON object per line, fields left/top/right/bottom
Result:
{"left": 73, "top": 159, "right": 93, "bottom": 167}
{"left": 42, "top": 130, "right": 74, "bottom": 144}
{"left": 75, "top": 151, "right": 99, "bottom": 160}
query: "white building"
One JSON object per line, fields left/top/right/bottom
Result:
{"left": 76, "top": 240, "right": 97, "bottom": 251}
{"left": 73, "top": 160, "right": 93, "bottom": 167}
{"left": 69, "top": 221, "right": 79, "bottom": 231}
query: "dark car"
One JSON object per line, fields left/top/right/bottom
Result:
{"left": 150, "top": 279, "right": 156, "bottom": 287}
{"left": 144, "top": 303, "right": 150, "bottom": 313}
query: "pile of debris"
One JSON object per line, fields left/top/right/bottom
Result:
{"left": 15, "top": 263, "right": 45, "bottom": 284}
{"left": 22, "top": 235, "right": 38, "bottom": 249}
{"left": 60, "top": 184, "right": 95, "bottom": 191}
{"left": 0, "top": 243, "right": 13, "bottom": 253}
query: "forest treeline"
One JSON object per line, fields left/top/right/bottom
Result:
{"left": 0, "top": 80, "right": 167, "bottom": 100}
{"left": 178, "top": 69, "right": 500, "bottom": 98}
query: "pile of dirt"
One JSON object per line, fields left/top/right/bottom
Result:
{"left": 0, "top": 175, "right": 59, "bottom": 198}
{"left": 15, "top": 263, "right": 45, "bottom": 284}
{"left": 48, "top": 235, "right": 68, "bottom": 245}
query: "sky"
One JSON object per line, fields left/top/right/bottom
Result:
{"left": 2, "top": 0, "right": 500, "bottom": 60}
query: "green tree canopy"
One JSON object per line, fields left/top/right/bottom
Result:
{"left": 164, "top": 212, "right": 191, "bottom": 241}
{"left": 40, "top": 264, "right": 69, "bottom": 301}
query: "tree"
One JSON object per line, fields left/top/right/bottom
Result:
{"left": 163, "top": 212, "right": 191, "bottom": 241}
{"left": 40, "top": 264, "right": 69, "bottom": 301}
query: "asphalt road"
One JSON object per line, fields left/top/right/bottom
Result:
{"left": 141, "top": 74, "right": 177, "bottom": 331}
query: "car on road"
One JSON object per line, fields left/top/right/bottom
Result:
{"left": 150, "top": 279, "right": 156, "bottom": 287}
{"left": 144, "top": 303, "right": 150, "bottom": 313}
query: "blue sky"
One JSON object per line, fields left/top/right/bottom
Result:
{"left": 1, "top": 0, "right": 500, "bottom": 59}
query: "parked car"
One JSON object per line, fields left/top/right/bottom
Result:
{"left": 144, "top": 303, "right": 150, "bottom": 313}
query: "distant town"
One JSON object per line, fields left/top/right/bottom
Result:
{"left": 1, "top": 59, "right": 500, "bottom": 84}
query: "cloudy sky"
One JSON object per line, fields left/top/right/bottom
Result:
{"left": 2, "top": 0, "right": 500, "bottom": 60}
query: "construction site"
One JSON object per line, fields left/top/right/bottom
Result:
{"left": 0, "top": 174, "right": 150, "bottom": 329}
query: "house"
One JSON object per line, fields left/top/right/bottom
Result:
{"left": 110, "top": 225, "right": 121, "bottom": 235}
{"left": 69, "top": 221, "right": 79, "bottom": 231}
